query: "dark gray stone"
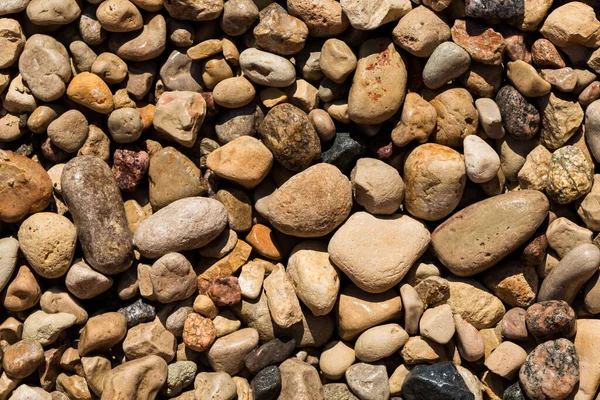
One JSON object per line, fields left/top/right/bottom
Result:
{"left": 245, "top": 337, "right": 295, "bottom": 374}
{"left": 402, "top": 362, "right": 475, "bottom": 400}
{"left": 321, "top": 132, "right": 366, "bottom": 172}
{"left": 118, "top": 299, "right": 156, "bottom": 328}
{"left": 465, "top": 0, "right": 524, "bottom": 20}
{"left": 251, "top": 366, "right": 281, "bottom": 400}
{"left": 503, "top": 382, "right": 527, "bottom": 400}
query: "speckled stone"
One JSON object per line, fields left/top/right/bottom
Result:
{"left": 451, "top": 19, "right": 505, "bottom": 65}
{"left": 519, "top": 339, "right": 579, "bottom": 400}
{"left": 208, "top": 276, "right": 242, "bottom": 306}
{"left": 182, "top": 313, "right": 216, "bottom": 352}
{"left": 496, "top": 86, "right": 540, "bottom": 140}
{"left": 546, "top": 146, "right": 593, "bottom": 204}
{"left": 259, "top": 103, "right": 321, "bottom": 171}
{"left": 251, "top": 366, "right": 281, "bottom": 400}
{"left": 112, "top": 146, "right": 149, "bottom": 192}
{"left": 525, "top": 301, "right": 576, "bottom": 341}
{"left": 118, "top": 299, "right": 156, "bottom": 328}
{"left": 464, "top": 0, "right": 524, "bottom": 19}
{"left": 321, "top": 132, "right": 366, "bottom": 172}
{"left": 503, "top": 382, "right": 527, "bottom": 400}
{"left": 402, "top": 362, "right": 475, "bottom": 400}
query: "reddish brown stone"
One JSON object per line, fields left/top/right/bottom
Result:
{"left": 519, "top": 339, "right": 579, "bottom": 400}
{"left": 520, "top": 233, "right": 548, "bottom": 267}
{"left": 498, "top": 26, "right": 531, "bottom": 63}
{"left": 0, "top": 150, "right": 53, "bottom": 223}
{"left": 208, "top": 276, "right": 242, "bottom": 306}
{"left": 112, "top": 146, "right": 150, "bottom": 192}
{"left": 501, "top": 307, "right": 529, "bottom": 341}
{"left": 579, "top": 81, "right": 600, "bottom": 107}
{"left": 531, "top": 39, "right": 566, "bottom": 69}
{"left": 202, "top": 91, "right": 219, "bottom": 118}
{"left": 245, "top": 224, "right": 283, "bottom": 261}
{"left": 451, "top": 19, "right": 505, "bottom": 65}
{"left": 182, "top": 313, "right": 216, "bottom": 352}
{"left": 40, "top": 137, "right": 69, "bottom": 163}
{"left": 526, "top": 301, "right": 576, "bottom": 341}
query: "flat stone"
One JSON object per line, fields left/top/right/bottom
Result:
{"left": 329, "top": 212, "right": 430, "bottom": 293}
{"left": 451, "top": 19, "right": 505, "bottom": 65}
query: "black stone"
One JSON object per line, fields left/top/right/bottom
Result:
{"left": 496, "top": 86, "right": 540, "bottom": 140}
{"left": 245, "top": 337, "right": 295, "bottom": 374}
{"left": 118, "top": 299, "right": 156, "bottom": 328}
{"left": 321, "top": 132, "right": 366, "bottom": 172}
{"left": 251, "top": 366, "right": 281, "bottom": 400}
{"left": 464, "top": 0, "right": 524, "bottom": 20}
{"left": 503, "top": 382, "right": 527, "bottom": 400}
{"left": 402, "top": 362, "right": 475, "bottom": 400}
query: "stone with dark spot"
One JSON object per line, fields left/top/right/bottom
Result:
{"left": 451, "top": 20, "right": 505, "bottom": 65}
{"left": 503, "top": 382, "right": 527, "bottom": 400}
{"left": 208, "top": 276, "right": 242, "bottom": 306}
{"left": 519, "top": 339, "right": 579, "bottom": 400}
{"left": 496, "top": 86, "right": 540, "bottom": 140}
{"left": 525, "top": 301, "right": 576, "bottom": 341}
{"left": 245, "top": 337, "right": 296, "bottom": 374}
{"left": 402, "top": 362, "right": 475, "bottom": 400}
{"left": 251, "top": 366, "right": 281, "bottom": 400}
{"left": 41, "top": 137, "right": 70, "bottom": 163}
{"left": 259, "top": 103, "right": 321, "bottom": 171}
{"left": 112, "top": 146, "right": 150, "bottom": 192}
{"left": 322, "top": 132, "right": 366, "bottom": 172}
{"left": 520, "top": 233, "right": 547, "bottom": 267}
{"left": 118, "top": 298, "right": 156, "bottom": 328}
{"left": 465, "top": 0, "right": 524, "bottom": 20}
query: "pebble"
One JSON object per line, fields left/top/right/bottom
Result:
{"left": 451, "top": 19, "right": 505, "bottom": 65}
{"left": 518, "top": 145, "right": 552, "bottom": 191}
{"left": 10, "top": 385, "right": 51, "bottom": 399}
{"left": 254, "top": 11, "right": 308, "bottom": 55}
{"left": 134, "top": 197, "right": 227, "bottom": 258}
{"left": 423, "top": 42, "right": 471, "bottom": 90}
{"left": 239, "top": 48, "right": 296, "bottom": 87}
{"left": 4, "top": 265, "right": 40, "bottom": 312}
{"left": 540, "top": 2, "right": 600, "bottom": 48}
{"left": 163, "top": 361, "right": 197, "bottom": 397}
{"left": 346, "top": 363, "right": 390, "bottom": 400}
{"left": 22, "top": 310, "right": 76, "bottom": 346}
{"left": 91, "top": 52, "right": 128, "bottom": 84}
{"left": 463, "top": 135, "right": 500, "bottom": 183}
{"left": 287, "top": 240, "right": 340, "bottom": 316}
{"left": 151, "top": 252, "right": 197, "bottom": 303}
{"left": 287, "top": 0, "right": 348, "bottom": 37}
{"left": 501, "top": 307, "right": 529, "bottom": 341}
{"left": 546, "top": 146, "right": 593, "bottom": 204}
{"left": 392, "top": 92, "right": 437, "bottom": 147}
{"left": 0, "top": 150, "right": 52, "bottom": 223}
{"left": 65, "top": 260, "right": 113, "bottom": 299}
{"left": 103, "top": 355, "right": 167, "bottom": 400}
{"left": 484, "top": 341, "right": 527, "bottom": 379}
{"left": 238, "top": 261, "right": 265, "bottom": 300}
{"left": 586, "top": 101, "right": 600, "bottom": 163}
{"left": 263, "top": 263, "right": 303, "bottom": 328}
{"left": 496, "top": 85, "right": 540, "bottom": 140}
{"left": 112, "top": 146, "right": 149, "bottom": 192}
{"left": 355, "top": 323, "right": 408, "bottom": 362}
{"left": 506, "top": 60, "right": 551, "bottom": 97}
{"left": 0, "top": 19, "right": 24, "bottom": 69}
{"left": 454, "top": 314, "right": 484, "bottom": 362}
{"left": 207, "top": 136, "right": 273, "bottom": 189}
{"left": 208, "top": 276, "right": 242, "bottom": 306}
{"left": 482, "top": 258, "right": 538, "bottom": 308}
{"left": 319, "top": 340, "right": 355, "bottom": 380}
{"left": 541, "top": 68, "right": 577, "bottom": 92}
{"left": 402, "top": 362, "right": 475, "bottom": 400}
{"left": 432, "top": 190, "right": 548, "bottom": 276}
{"left": 321, "top": 132, "right": 366, "bottom": 172}
{"left": 329, "top": 212, "right": 430, "bottom": 293}
{"left": 340, "top": 0, "right": 410, "bottom": 30}
{"left": 475, "top": 98, "right": 504, "bottom": 139}
{"left": 539, "top": 92, "right": 584, "bottom": 150}
{"left": 213, "top": 77, "right": 256, "bottom": 109}
{"left": 118, "top": 298, "right": 156, "bottom": 328}
{"left": 250, "top": 365, "right": 280, "bottom": 399}
{"left": 153, "top": 91, "right": 206, "bottom": 147}
{"left": 547, "top": 217, "right": 593, "bottom": 259}
{"left": 430, "top": 88, "right": 479, "bottom": 148}
{"left": 148, "top": 147, "right": 204, "bottom": 209}
{"left": 2, "top": 339, "right": 44, "bottom": 379}
{"left": 519, "top": 339, "right": 579, "bottom": 400}
{"left": 207, "top": 328, "right": 259, "bottom": 375}
{"left": 182, "top": 313, "right": 216, "bottom": 352}
{"left": 17, "top": 213, "right": 76, "bottom": 279}
{"left": 263, "top": 163, "right": 352, "bottom": 237}
{"left": 259, "top": 103, "right": 320, "bottom": 172}
{"left": 279, "top": 358, "right": 323, "bottom": 399}
{"left": 62, "top": 156, "right": 133, "bottom": 274}
{"left": 245, "top": 336, "right": 296, "bottom": 374}
{"left": 78, "top": 312, "right": 127, "bottom": 356}
{"left": 336, "top": 284, "right": 401, "bottom": 340}
{"left": 420, "top": 305, "right": 455, "bottom": 345}
{"left": 445, "top": 277, "right": 505, "bottom": 329}
{"left": 403, "top": 143, "right": 466, "bottom": 221}
{"left": 123, "top": 319, "right": 176, "bottom": 362}
{"left": 351, "top": 157, "right": 404, "bottom": 215}
{"left": 348, "top": 38, "right": 407, "bottom": 125}
{"left": 392, "top": 6, "right": 451, "bottom": 58}
{"left": 109, "top": 13, "right": 167, "bottom": 62}
{"left": 319, "top": 39, "right": 357, "bottom": 83}
{"left": 526, "top": 300, "right": 577, "bottom": 341}
{"left": 19, "top": 35, "right": 71, "bottom": 102}
{"left": 400, "top": 284, "right": 425, "bottom": 335}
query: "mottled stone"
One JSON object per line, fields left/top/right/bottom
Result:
{"left": 464, "top": 0, "right": 523, "bottom": 19}
{"left": 526, "top": 301, "right": 576, "bottom": 341}
{"left": 451, "top": 19, "right": 505, "bottom": 65}
{"left": 118, "top": 299, "right": 156, "bottom": 328}
{"left": 259, "top": 103, "right": 320, "bottom": 172}
{"left": 208, "top": 276, "right": 241, "bottom": 306}
{"left": 539, "top": 92, "right": 584, "bottom": 150}
{"left": 496, "top": 85, "right": 540, "bottom": 140}
{"left": 546, "top": 146, "right": 593, "bottom": 204}
{"left": 519, "top": 339, "right": 579, "bottom": 400}
{"left": 182, "top": 313, "right": 215, "bottom": 352}
{"left": 112, "top": 147, "right": 149, "bottom": 192}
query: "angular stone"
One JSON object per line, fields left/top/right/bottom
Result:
{"left": 496, "top": 85, "right": 540, "bottom": 140}
{"left": 539, "top": 92, "right": 584, "bottom": 150}
{"left": 346, "top": 363, "right": 389, "bottom": 400}
{"left": 451, "top": 20, "right": 505, "bottom": 65}
{"left": 445, "top": 277, "right": 505, "bottom": 329}
{"left": 402, "top": 362, "right": 475, "bottom": 400}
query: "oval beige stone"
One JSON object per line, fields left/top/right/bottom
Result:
{"left": 431, "top": 190, "right": 549, "bottom": 276}
{"left": 354, "top": 323, "right": 409, "bottom": 362}
{"left": 329, "top": 212, "right": 430, "bottom": 293}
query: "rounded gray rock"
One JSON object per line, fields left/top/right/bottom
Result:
{"left": 423, "top": 42, "right": 471, "bottom": 90}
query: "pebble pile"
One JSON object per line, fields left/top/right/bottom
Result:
{"left": 1, "top": 0, "right": 600, "bottom": 399}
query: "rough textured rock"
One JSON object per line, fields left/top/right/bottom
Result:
{"left": 446, "top": 277, "right": 506, "bottom": 329}
{"left": 546, "top": 146, "right": 593, "bottom": 204}
{"left": 496, "top": 85, "right": 540, "bottom": 140}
